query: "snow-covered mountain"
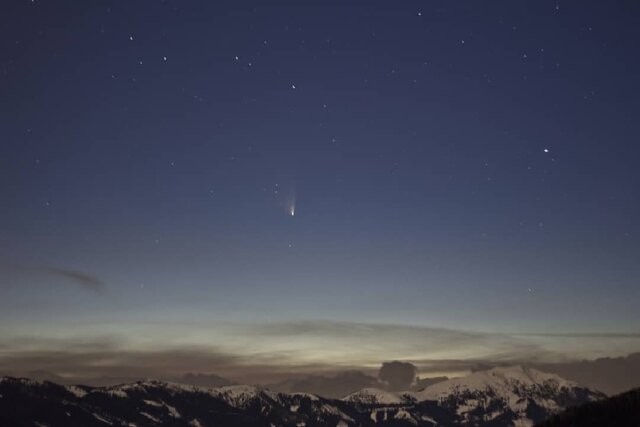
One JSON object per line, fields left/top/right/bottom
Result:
{"left": 0, "top": 366, "right": 605, "bottom": 426}
{"left": 341, "top": 366, "right": 604, "bottom": 427}
{"left": 411, "top": 366, "right": 604, "bottom": 427}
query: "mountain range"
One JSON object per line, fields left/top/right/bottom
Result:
{"left": 0, "top": 366, "right": 605, "bottom": 427}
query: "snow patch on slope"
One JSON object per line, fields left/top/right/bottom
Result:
{"left": 343, "top": 388, "right": 407, "bottom": 405}
{"left": 140, "top": 412, "right": 161, "bottom": 423}
{"left": 66, "top": 385, "right": 87, "bottom": 398}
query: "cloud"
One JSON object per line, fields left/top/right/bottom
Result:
{"left": 0, "top": 262, "right": 105, "bottom": 293}
{"left": 0, "top": 321, "right": 546, "bottom": 386}
{"left": 234, "top": 320, "right": 549, "bottom": 365}
{"left": 518, "top": 332, "right": 640, "bottom": 339}
{"left": 1, "top": 321, "right": 639, "bottom": 394}
{"left": 47, "top": 268, "right": 105, "bottom": 293}
{"left": 0, "top": 341, "right": 249, "bottom": 385}
{"left": 378, "top": 361, "right": 418, "bottom": 390}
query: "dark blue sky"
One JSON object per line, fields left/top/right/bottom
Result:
{"left": 2, "top": 1, "right": 640, "bottom": 378}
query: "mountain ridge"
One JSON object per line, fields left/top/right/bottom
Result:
{"left": 0, "top": 366, "right": 605, "bottom": 427}
{"left": 536, "top": 387, "right": 640, "bottom": 427}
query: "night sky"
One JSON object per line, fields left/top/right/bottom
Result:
{"left": 2, "top": 1, "right": 640, "bottom": 382}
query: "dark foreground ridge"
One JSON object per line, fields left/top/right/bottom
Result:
{"left": 0, "top": 366, "right": 605, "bottom": 427}
{"left": 536, "top": 387, "right": 640, "bottom": 427}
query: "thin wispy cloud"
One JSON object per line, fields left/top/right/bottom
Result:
{"left": 1, "top": 321, "right": 639, "bottom": 392}
{"left": 516, "top": 332, "right": 640, "bottom": 339}
{"left": 0, "top": 262, "right": 105, "bottom": 293}
{"left": 0, "top": 321, "right": 552, "bottom": 383}
{"left": 47, "top": 268, "right": 105, "bottom": 293}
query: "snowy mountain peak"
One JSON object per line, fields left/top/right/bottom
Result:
{"left": 409, "top": 365, "right": 604, "bottom": 427}
{"left": 413, "top": 365, "right": 581, "bottom": 401}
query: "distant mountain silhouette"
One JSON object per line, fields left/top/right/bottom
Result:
{"left": 533, "top": 352, "right": 640, "bottom": 395}
{"left": 269, "top": 370, "right": 379, "bottom": 398}
{"left": 171, "top": 372, "right": 233, "bottom": 388}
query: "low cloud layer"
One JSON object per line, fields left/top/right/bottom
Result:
{"left": 229, "top": 320, "right": 556, "bottom": 366}
{"left": 0, "top": 320, "right": 639, "bottom": 395}
{"left": 0, "top": 320, "right": 545, "bottom": 386}
{"left": 0, "top": 344, "right": 251, "bottom": 385}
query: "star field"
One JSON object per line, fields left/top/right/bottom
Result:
{"left": 1, "top": 1, "right": 640, "bottom": 376}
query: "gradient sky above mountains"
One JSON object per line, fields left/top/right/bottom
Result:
{"left": 2, "top": 1, "right": 640, "bottom": 380}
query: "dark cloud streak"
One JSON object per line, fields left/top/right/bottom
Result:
{"left": 47, "top": 268, "right": 105, "bottom": 293}
{"left": 0, "top": 262, "right": 105, "bottom": 294}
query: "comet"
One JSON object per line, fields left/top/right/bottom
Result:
{"left": 287, "top": 189, "right": 296, "bottom": 217}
